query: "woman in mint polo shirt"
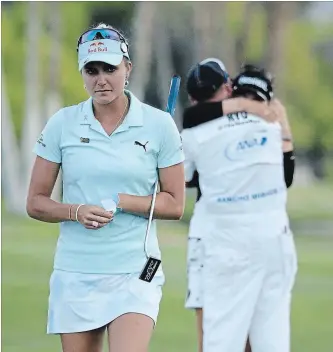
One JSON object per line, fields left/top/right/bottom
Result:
{"left": 26, "top": 23, "right": 185, "bottom": 352}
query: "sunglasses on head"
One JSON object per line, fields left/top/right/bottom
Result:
{"left": 77, "top": 28, "right": 128, "bottom": 52}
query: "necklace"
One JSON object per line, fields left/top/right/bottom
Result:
{"left": 102, "top": 95, "right": 129, "bottom": 136}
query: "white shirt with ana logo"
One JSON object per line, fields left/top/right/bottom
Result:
{"left": 181, "top": 112, "right": 287, "bottom": 223}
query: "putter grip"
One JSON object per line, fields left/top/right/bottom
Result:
{"left": 144, "top": 75, "right": 181, "bottom": 258}
{"left": 166, "top": 75, "right": 181, "bottom": 115}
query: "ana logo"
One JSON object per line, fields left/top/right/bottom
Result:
{"left": 225, "top": 135, "right": 267, "bottom": 161}
{"left": 237, "top": 136, "right": 267, "bottom": 150}
{"left": 88, "top": 41, "right": 107, "bottom": 54}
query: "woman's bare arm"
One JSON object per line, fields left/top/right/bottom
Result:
{"left": 26, "top": 156, "right": 71, "bottom": 222}
{"left": 270, "top": 99, "right": 294, "bottom": 152}
{"left": 118, "top": 162, "right": 185, "bottom": 220}
{"left": 222, "top": 98, "right": 278, "bottom": 123}
{"left": 26, "top": 156, "right": 113, "bottom": 228}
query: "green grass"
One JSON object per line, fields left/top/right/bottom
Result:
{"left": 286, "top": 183, "right": 333, "bottom": 221}
{"left": 2, "top": 214, "right": 333, "bottom": 352}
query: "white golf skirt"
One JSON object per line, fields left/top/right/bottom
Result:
{"left": 47, "top": 269, "right": 164, "bottom": 334}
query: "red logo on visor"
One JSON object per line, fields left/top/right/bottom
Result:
{"left": 88, "top": 41, "right": 108, "bottom": 54}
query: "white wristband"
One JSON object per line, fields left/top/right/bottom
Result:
{"left": 75, "top": 204, "right": 85, "bottom": 223}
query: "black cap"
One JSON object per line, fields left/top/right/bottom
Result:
{"left": 232, "top": 64, "right": 273, "bottom": 101}
{"left": 186, "top": 58, "right": 229, "bottom": 101}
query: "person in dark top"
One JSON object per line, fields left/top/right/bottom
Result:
{"left": 185, "top": 63, "right": 295, "bottom": 199}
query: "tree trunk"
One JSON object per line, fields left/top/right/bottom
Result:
{"left": 154, "top": 13, "right": 174, "bottom": 107}
{"left": 129, "top": 2, "right": 155, "bottom": 100}
{"left": 192, "top": 2, "right": 214, "bottom": 61}
{"left": 264, "top": 2, "right": 295, "bottom": 99}
{"left": 1, "top": 82, "right": 26, "bottom": 214}
{"left": 154, "top": 4, "right": 184, "bottom": 128}
{"left": 46, "top": 1, "right": 63, "bottom": 201}
{"left": 193, "top": 2, "right": 237, "bottom": 75}
{"left": 235, "top": 2, "right": 257, "bottom": 69}
{"left": 21, "top": 1, "right": 42, "bottom": 201}
{"left": 45, "top": 1, "right": 62, "bottom": 121}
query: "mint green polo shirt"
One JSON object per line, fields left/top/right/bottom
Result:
{"left": 33, "top": 91, "right": 184, "bottom": 274}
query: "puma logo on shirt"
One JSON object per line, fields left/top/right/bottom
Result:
{"left": 134, "top": 141, "right": 149, "bottom": 152}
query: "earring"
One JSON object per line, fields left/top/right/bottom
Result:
{"left": 125, "top": 78, "right": 129, "bottom": 87}
{"left": 84, "top": 85, "right": 87, "bottom": 90}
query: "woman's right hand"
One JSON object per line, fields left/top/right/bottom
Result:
{"left": 74, "top": 205, "right": 114, "bottom": 230}
{"left": 249, "top": 100, "right": 279, "bottom": 123}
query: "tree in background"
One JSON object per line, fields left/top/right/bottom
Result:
{"left": 45, "top": 1, "right": 62, "bottom": 201}
{"left": 234, "top": 2, "right": 257, "bottom": 69}
{"left": 128, "top": 2, "right": 155, "bottom": 101}
{"left": 2, "top": 82, "right": 23, "bottom": 213}
{"left": 264, "top": 1, "right": 296, "bottom": 99}
{"left": 2, "top": 1, "right": 42, "bottom": 215}
{"left": 192, "top": 2, "right": 237, "bottom": 74}
{"left": 21, "top": 1, "right": 42, "bottom": 197}
{"left": 2, "top": 1, "right": 333, "bottom": 214}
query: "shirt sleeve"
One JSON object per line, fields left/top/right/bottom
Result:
{"left": 158, "top": 114, "right": 185, "bottom": 168}
{"left": 283, "top": 150, "right": 295, "bottom": 188}
{"left": 180, "top": 129, "right": 197, "bottom": 182}
{"left": 33, "top": 109, "right": 64, "bottom": 163}
{"left": 182, "top": 102, "right": 223, "bottom": 128}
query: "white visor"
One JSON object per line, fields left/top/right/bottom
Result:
{"left": 200, "top": 57, "right": 227, "bottom": 72}
{"left": 78, "top": 39, "right": 130, "bottom": 71}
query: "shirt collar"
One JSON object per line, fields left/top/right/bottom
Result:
{"left": 122, "top": 90, "right": 144, "bottom": 127}
{"left": 80, "top": 90, "right": 144, "bottom": 131}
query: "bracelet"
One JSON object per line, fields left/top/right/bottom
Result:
{"left": 68, "top": 204, "right": 75, "bottom": 221}
{"left": 75, "top": 204, "right": 85, "bottom": 223}
{"left": 282, "top": 136, "right": 293, "bottom": 142}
